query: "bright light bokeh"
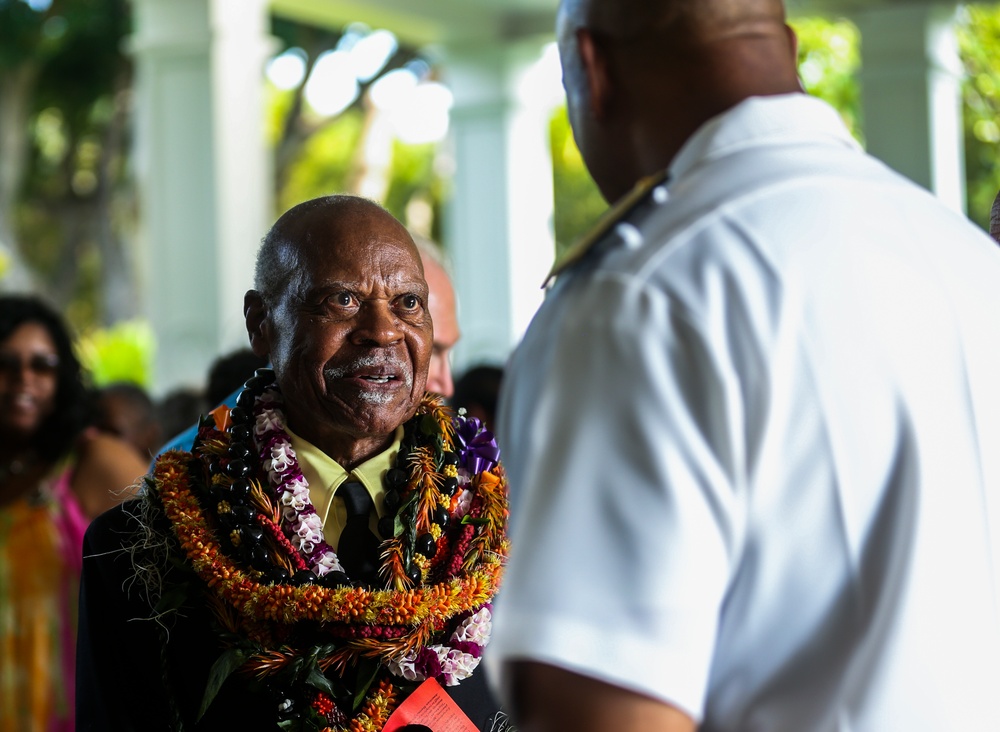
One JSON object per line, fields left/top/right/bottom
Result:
{"left": 370, "top": 69, "right": 453, "bottom": 144}
{"left": 266, "top": 48, "right": 307, "bottom": 91}
{"left": 369, "top": 67, "right": 417, "bottom": 108}
{"left": 521, "top": 42, "right": 564, "bottom": 108}
{"left": 304, "top": 49, "right": 360, "bottom": 117}
{"left": 300, "top": 27, "right": 397, "bottom": 117}
{"left": 349, "top": 29, "right": 398, "bottom": 82}
{"left": 285, "top": 25, "right": 452, "bottom": 141}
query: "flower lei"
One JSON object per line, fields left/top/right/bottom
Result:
{"left": 145, "top": 369, "right": 509, "bottom": 731}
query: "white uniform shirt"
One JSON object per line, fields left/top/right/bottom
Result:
{"left": 488, "top": 94, "right": 1000, "bottom": 731}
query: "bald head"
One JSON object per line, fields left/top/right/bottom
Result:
{"left": 557, "top": 0, "right": 799, "bottom": 201}
{"left": 254, "top": 196, "right": 414, "bottom": 305}
{"left": 560, "top": 0, "right": 786, "bottom": 43}
{"left": 991, "top": 189, "right": 1000, "bottom": 245}
{"left": 245, "top": 195, "right": 433, "bottom": 467}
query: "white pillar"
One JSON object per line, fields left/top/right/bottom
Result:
{"left": 443, "top": 39, "right": 557, "bottom": 372}
{"left": 130, "top": 0, "right": 272, "bottom": 395}
{"left": 854, "top": 2, "right": 965, "bottom": 211}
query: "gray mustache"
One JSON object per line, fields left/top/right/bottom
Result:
{"left": 324, "top": 355, "right": 414, "bottom": 402}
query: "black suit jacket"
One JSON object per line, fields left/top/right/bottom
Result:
{"left": 76, "top": 501, "right": 503, "bottom": 731}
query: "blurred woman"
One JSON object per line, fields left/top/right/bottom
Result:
{"left": 0, "top": 295, "right": 148, "bottom": 732}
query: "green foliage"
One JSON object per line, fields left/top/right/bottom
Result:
{"left": 790, "top": 16, "right": 862, "bottom": 140}
{"left": 2, "top": 0, "right": 134, "bottom": 326}
{"left": 549, "top": 105, "right": 606, "bottom": 259}
{"left": 0, "top": 0, "right": 60, "bottom": 68}
{"left": 957, "top": 4, "right": 1000, "bottom": 231}
{"left": 383, "top": 139, "right": 438, "bottom": 226}
{"left": 75, "top": 318, "right": 155, "bottom": 388}
{"left": 277, "top": 109, "right": 365, "bottom": 213}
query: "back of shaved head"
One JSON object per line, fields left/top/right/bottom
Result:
{"left": 559, "top": 0, "right": 787, "bottom": 44}
{"left": 556, "top": 0, "right": 798, "bottom": 201}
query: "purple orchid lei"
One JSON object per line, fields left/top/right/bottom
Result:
{"left": 252, "top": 388, "right": 344, "bottom": 577}
{"left": 385, "top": 604, "right": 494, "bottom": 686}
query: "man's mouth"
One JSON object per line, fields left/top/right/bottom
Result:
{"left": 359, "top": 375, "right": 395, "bottom": 384}
{"left": 325, "top": 356, "right": 412, "bottom": 391}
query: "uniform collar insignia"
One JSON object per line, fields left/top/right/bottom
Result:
{"left": 543, "top": 168, "right": 670, "bottom": 288}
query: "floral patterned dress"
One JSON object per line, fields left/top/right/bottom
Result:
{"left": 0, "top": 464, "right": 88, "bottom": 732}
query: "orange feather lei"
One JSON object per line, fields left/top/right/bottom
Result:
{"left": 144, "top": 394, "right": 508, "bottom": 730}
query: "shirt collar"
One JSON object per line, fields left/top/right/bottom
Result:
{"left": 287, "top": 427, "right": 403, "bottom": 507}
{"left": 669, "top": 93, "right": 862, "bottom": 182}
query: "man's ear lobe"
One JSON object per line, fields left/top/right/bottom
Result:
{"left": 244, "top": 290, "right": 271, "bottom": 359}
{"left": 577, "top": 27, "right": 613, "bottom": 121}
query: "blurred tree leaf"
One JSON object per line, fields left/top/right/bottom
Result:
{"left": 550, "top": 105, "right": 606, "bottom": 259}
{"left": 76, "top": 318, "right": 155, "bottom": 388}
{"left": 957, "top": 3, "right": 1000, "bottom": 231}
{"left": 790, "top": 15, "right": 862, "bottom": 142}
{"left": 1, "top": 0, "right": 135, "bottom": 328}
{"left": 277, "top": 108, "right": 365, "bottom": 212}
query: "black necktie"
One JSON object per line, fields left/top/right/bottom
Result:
{"left": 336, "top": 481, "right": 381, "bottom": 586}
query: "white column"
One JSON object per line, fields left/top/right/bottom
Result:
{"left": 854, "top": 2, "right": 965, "bottom": 211}
{"left": 443, "top": 39, "right": 557, "bottom": 371}
{"left": 130, "top": 0, "right": 272, "bottom": 395}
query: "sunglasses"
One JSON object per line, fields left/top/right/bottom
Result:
{"left": 0, "top": 352, "right": 60, "bottom": 376}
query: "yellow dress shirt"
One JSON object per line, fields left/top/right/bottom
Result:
{"left": 286, "top": 427, "right": 403, "bottom": 549}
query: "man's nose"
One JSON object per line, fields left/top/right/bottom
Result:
{"left": 350, "top": 301, "right": 403, "bottom": 346}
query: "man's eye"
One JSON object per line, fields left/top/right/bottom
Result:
{"left": 332, "top": 292, "right": 354, "bottom": 307}
{"left": 398, "top": 294, "right": 421, "bottom": 311}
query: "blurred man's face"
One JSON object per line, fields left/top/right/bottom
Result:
{"left": 422, "top": 254, "right": 460, "bottom": 398}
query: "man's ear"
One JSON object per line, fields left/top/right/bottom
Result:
{"left": 244, "top": 290, "right": 272, "bottom": 359}
{"left": 576, "top": 27, "right": 613, "bottom": 121}
{"left": 785, "top": 24, "right": 804, "bottom": 91}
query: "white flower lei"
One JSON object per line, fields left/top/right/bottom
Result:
{"left": 252, "top": 389, "right": 344, "bottom": 576}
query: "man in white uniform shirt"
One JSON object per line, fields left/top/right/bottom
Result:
{"left": 487, "top": 0, "right": 1000, "bottom": 731}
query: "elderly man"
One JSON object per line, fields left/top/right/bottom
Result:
{"left": 154, "top": 236, "right": 461, "bottom": 462}
{"left": 488, "top": 1, "right": 1000, "bottom": 731}
{"left": 77, "top": 196, "right": 508, "bottom": 731}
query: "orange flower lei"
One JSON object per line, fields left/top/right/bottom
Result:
{"left": 145, "top": 392, "right": 508, "bottom": 731}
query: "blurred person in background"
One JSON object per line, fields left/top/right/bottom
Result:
{"left": 453, "top": 364, "right": 504, "bottom": 431}
{"left": 413, "top": 236, "right": 460, "bottom": 399}
{"left": 93, "top": 381, "right": 162, "bottom": 461}
{"left": 154, "top": 385, "right": 209, "bottom": 450}
{"left": 0, "top": 294, "right": 148, "bottom": 732}
{"left": 205, "top": 347, "right": 269, "bottom": 406}
{"left": 153, "top": 348, "right": 269, "bottom": 458}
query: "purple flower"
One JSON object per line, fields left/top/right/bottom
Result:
{"left": 453, "top": 416, "right": 500, "bottom": 475}
{"left": 451, "top": 641, "right": 483, "bottom": 659}
{"left": 415, "top": 646, "right": 443, "bottom": 679}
